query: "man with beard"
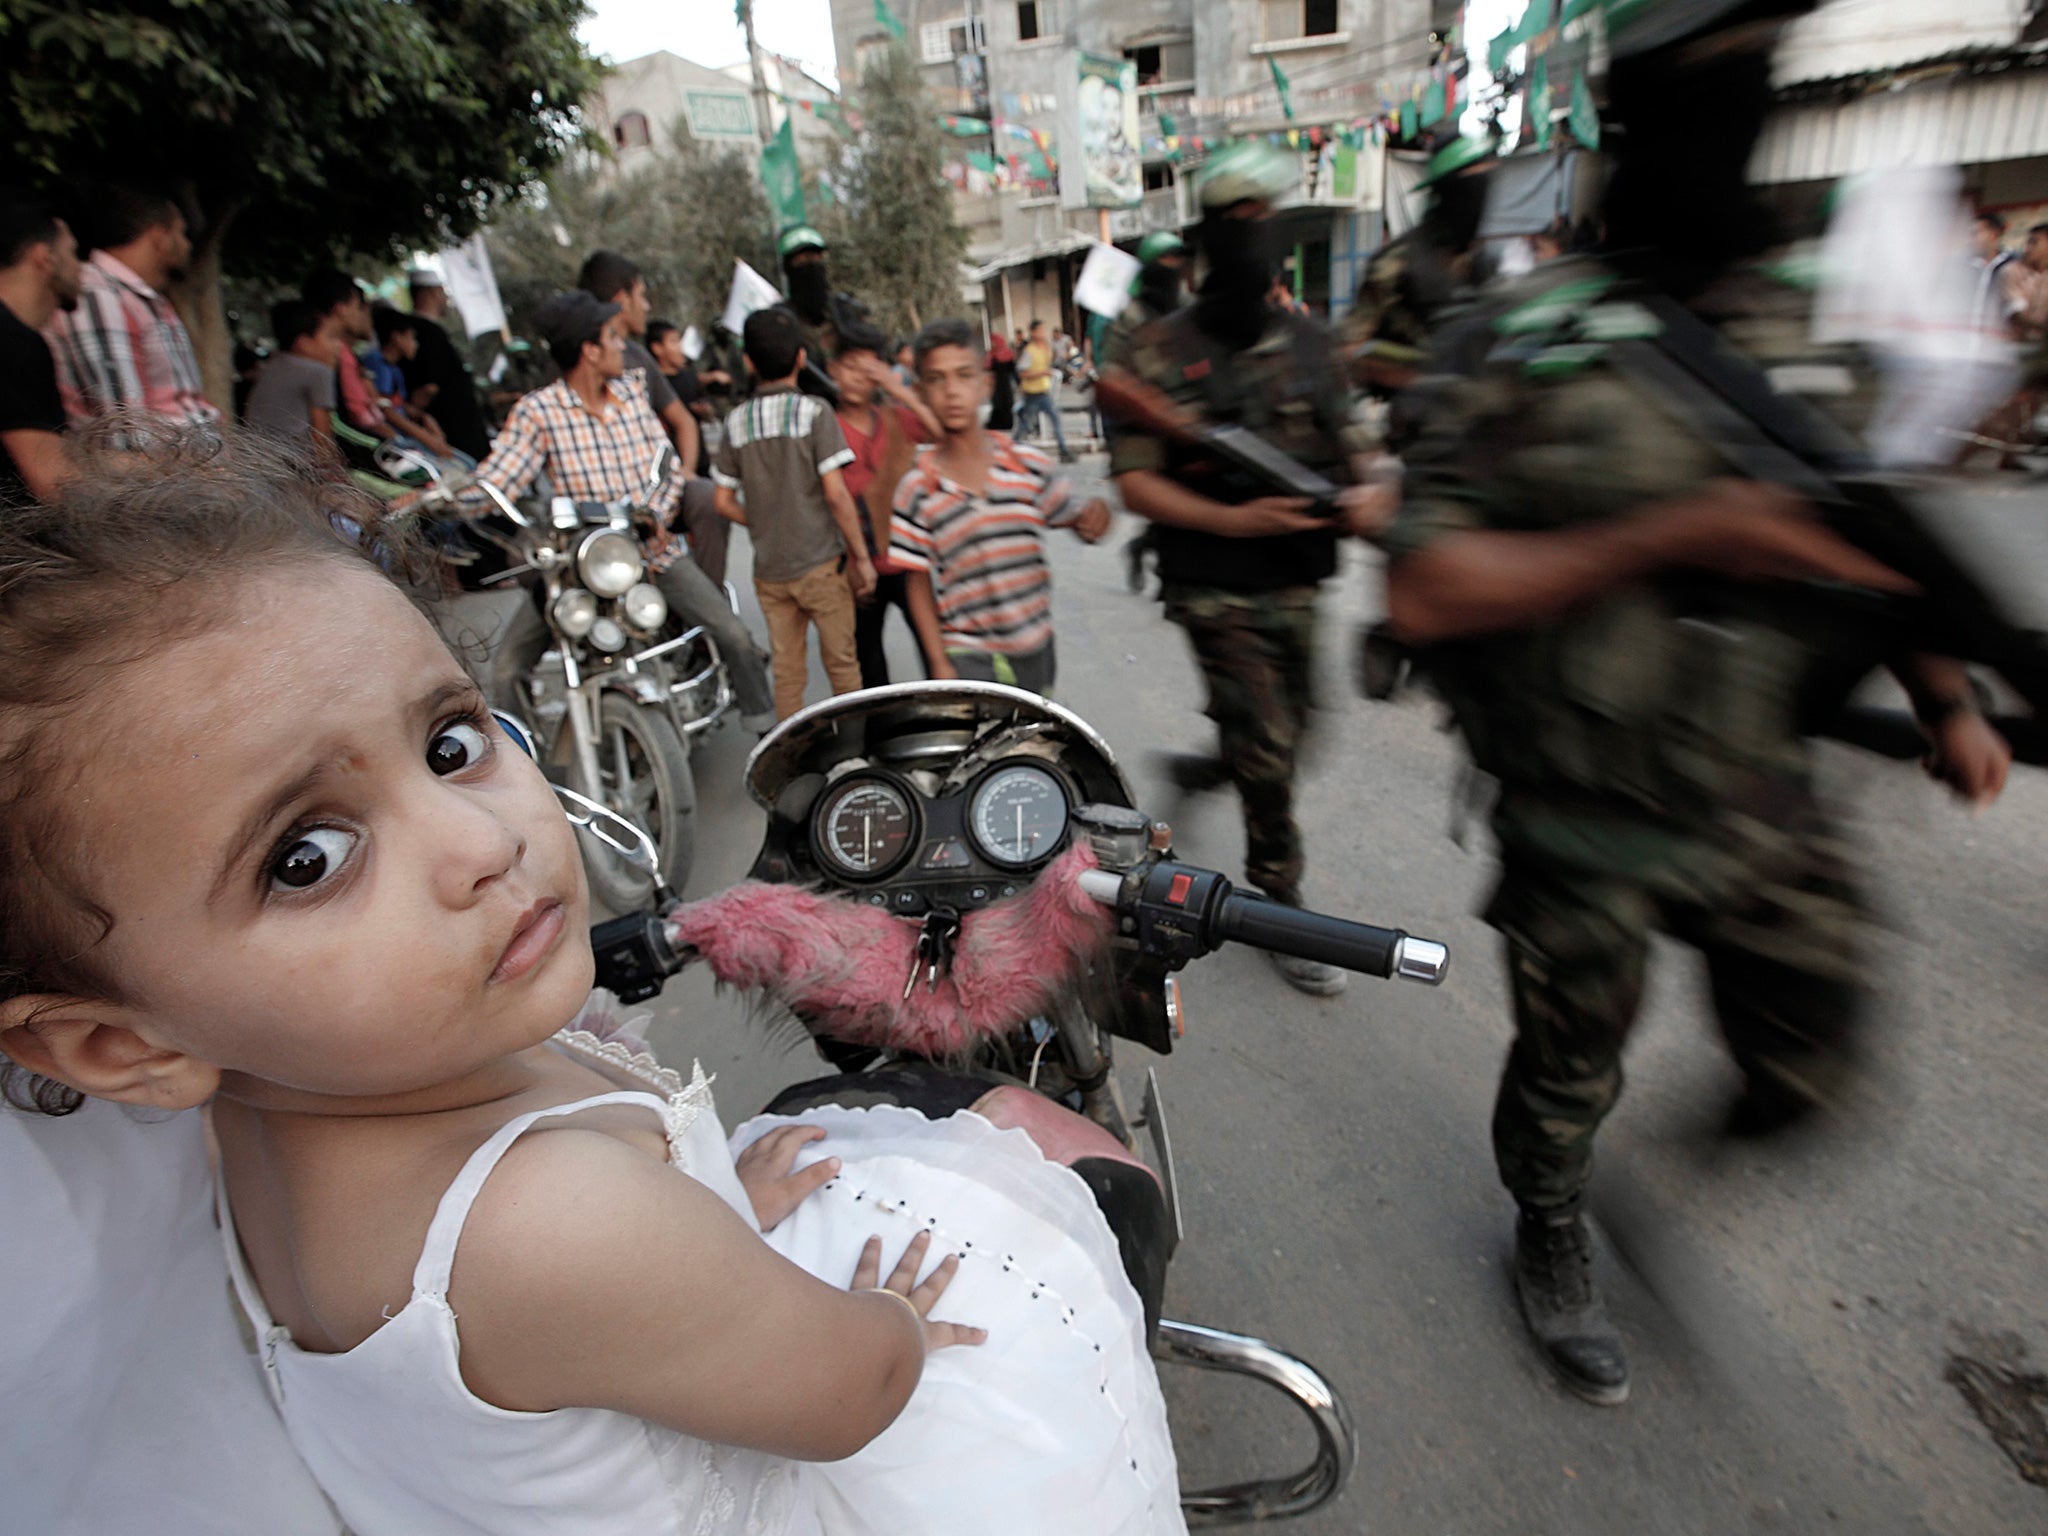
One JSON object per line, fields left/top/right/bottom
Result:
{"left": 0, "top": 190, "right": 82, "bottom": 503}
{"left": 1379, "top": 0, "right": 2011, "bottom": 1406}
{"left": 399, "top": 267, "right": 493, "bottom": 463}
{"left": 1107, "top": 139, "right": 1394, "bottom": 997}
{"left": 774, "top": 226, "right": 870, "bottom": 408}
{"left": 45, "top": 184, "right": 219, "bottom": 446}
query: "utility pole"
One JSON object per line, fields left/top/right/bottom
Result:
{"left": 739, "top": 0, "right": 776, "bottom": 146}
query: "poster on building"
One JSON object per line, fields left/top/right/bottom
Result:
{"left": 1058, "top": 53, "right": 1141, "bottom": 211}
{"left": 683, "top": 88, "right": 757, "bottom": 142}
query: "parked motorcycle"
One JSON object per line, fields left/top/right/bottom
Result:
{"left": 419, "top": 462, "right": 732, "bottom": 906}
{"left": 571, "top": 682, "right": 1450, "bottom": 1525}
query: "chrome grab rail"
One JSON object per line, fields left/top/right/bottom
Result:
{"left": 1155, "top": 1320, "right": 1356, "bottom": 1526}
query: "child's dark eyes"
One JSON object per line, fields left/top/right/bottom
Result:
{"left": 427, "top": 718, "right": 492, "bottom": 776}
{"left": 262, "top": 712, "right": 492, "bottom": 897}
{"left": 269, "top": 827, "right": 357, "bottom": 892}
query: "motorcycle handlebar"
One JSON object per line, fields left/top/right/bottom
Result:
{"left": 1079, "top": 864, "right": 1448, "bottom": 984}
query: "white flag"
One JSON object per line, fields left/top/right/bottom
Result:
{"left": 721, "top": 261, "right": 784, "bottom": 337}
{"left": 1074, "top": 243, "right": 1142, "bottom": 321}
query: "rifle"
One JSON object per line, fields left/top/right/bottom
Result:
{"left": 1094, "top": 365, "right": 1346, "bottom": 518}
{"left": 1599, "top": 292, "right": 2048, "bottom": 764}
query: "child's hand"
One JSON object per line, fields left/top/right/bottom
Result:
{"left": 734, "top": 1125, "right": 841, "bottom": 1232}
{"left": 848, "top": 553, "right": 878, "bottom": 601}
{"left": 853, "top": 1231, "right": 987, "bottom": 1352}
{"left": 1073, "top": 498, "right": 1113, "bottom": 544}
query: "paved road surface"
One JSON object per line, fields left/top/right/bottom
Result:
{"left": 638, "top": 454, "right": 2048, "bottom": 1535}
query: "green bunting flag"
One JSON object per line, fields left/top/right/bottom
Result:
{"left": 874, "top": 0, "right": 905, "bottom": 40}
{"left": 1529, "top": 56, "right": 1553, "bottom": 150}
{"left": 1421, "top": 78, "right": 1446, "bottom": 127}
{"left": 1568, "top": 67, "right": 1599, "bottom": 148}
{"left": 1268, "top": 56, "right": 1295, "bottom": 122}
{"left": 760, "top": 115, "right": 806, "bottom": 229}
{"left": 1399, "top": 99, "right": 1418, "bottom": 139}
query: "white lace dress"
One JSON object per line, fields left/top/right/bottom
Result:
{"left": 219, "top": 1022, "right": 1184, "bottom": 1536}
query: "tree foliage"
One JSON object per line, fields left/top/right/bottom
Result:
{"left": 818, "top": 42, "right": 969, "bottom": 338}
{"left": 0, "top": 0, "right": 602, "bottom": 396}
{"left": 486, "top": 130, "right": 777, "bottom": 340}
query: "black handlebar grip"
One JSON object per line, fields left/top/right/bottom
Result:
{"left": 1215, "top": 890, "right": 1403, "bottom": 977}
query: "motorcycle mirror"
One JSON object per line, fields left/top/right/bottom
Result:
{"left": 474, "top": 479, "right": 533, "bottom": 529}
{"left": 551, "top": 783, "right": 676, "bottom": 906}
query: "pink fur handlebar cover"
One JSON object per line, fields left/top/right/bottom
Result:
{"left": 666, "top": 844, "right": 1114, "bottom": 1056}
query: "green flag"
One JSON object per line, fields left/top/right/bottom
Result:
{"left": 1399, "top": 99, "right": 1418, "bottom": 139}
{"left": 874, "top": 0, "right": 905, "bottom": 40}
{"left": 760, "top": 115, "right": 806, "bottom": 229}
{"left": 1529, "top": 56, "right": 1553, "bottom": 150}
{"left": 1421, "top": 78, "right": 1446, "bottom": 127}
{"left": 1568, "top": 68, "right": 1599, "bottom": 148}
{"left": 1488, "top": 25, "right": 1515, "bottom": 73}
{"left": 1268, "top": 56, "right": 1295, "bottom": 122}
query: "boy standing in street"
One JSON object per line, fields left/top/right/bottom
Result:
{"left": 830, "top": 319, "right": 940, "bottom": 688}
{"left": 712, "top": 306, "right": 876, "bottom": 720}
{"left": 892, "top": 318, "right": 1111, "bottom": 695}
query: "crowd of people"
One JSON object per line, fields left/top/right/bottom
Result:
{"left": 1, "top": 0, "right": 2040, "bottom": 1527}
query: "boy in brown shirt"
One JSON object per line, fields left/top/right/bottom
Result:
{"left": 712, "top": 307, "right": 877, "bottom": 719}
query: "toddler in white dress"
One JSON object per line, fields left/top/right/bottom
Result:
{"left": 0, "top": 438, "right": 1182, "bottom": 1536}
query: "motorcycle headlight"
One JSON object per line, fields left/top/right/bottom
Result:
{"left": 588, "top": 616, "right": 629, "bottom": 654}
{"left": 576, "top": 528, "right": 643, "bottom": 598}
{"left": 621, "top": 581, "right": 667, "bottom": 632}
{"left": 551, "top": 587, "right": 599, "bottom": 638}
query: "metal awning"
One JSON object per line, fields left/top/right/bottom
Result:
{"left": 1754, "top": 68, "right": 2048, "bottom": 183}
{"left": 963, "top": 230, "right": 1098, "bottom": 285}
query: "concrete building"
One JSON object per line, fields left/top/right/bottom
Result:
{"left": 589, "top": 50, "right": 839, "bottom": 177}
{"left": 829, "top": 0, "right": 1442, "bottom": 334}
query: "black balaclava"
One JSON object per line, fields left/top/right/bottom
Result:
{"left": 1423, "top": 169, "right": 1489, "bottom": 258}
{"left": 1195, "top": 211, "right": 1276, "bottom": 349}
{"left": 786, "top": 259, "right": 832, "bottom": 325}
{"left": 1137, "top": 259, "right": 1186, "bottom": 317}
{"left": 1601, "top": 38, "right": 1781, "bottom": 298}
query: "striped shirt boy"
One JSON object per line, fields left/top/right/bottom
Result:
{"left": 889, "top": 432, "right": 1077, "bottom": 658}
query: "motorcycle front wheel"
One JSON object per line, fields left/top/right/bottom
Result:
{"left": 583, "top": 692, "right": 697, "bottom": 908}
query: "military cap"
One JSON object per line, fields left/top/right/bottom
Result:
{"left": 1137, "top": 230, "right": 1187, "bottom": 264}
{"left": 777, "top": 225, "right": 828, "bottom": 260}
{"left": 1196, "top": 139, "right": 1298, "bottom": 210}
{"left": 1417, "top": 135, "right": 1495, "bottom": 188}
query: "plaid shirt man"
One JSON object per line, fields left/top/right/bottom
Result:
{"left": 45, "top": 251, "right": 220, "bottom": 446}
{"left": 459, "top": 371, "right": 686, "bottom": 563}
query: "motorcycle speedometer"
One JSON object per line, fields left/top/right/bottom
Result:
{"left": 967, "top": 761, "right": 1070, "bottom": 870}
{"left": 621, "top": 581, "right": 667, "bottom": 632}
{"left": 811, "top": 774, "right": 920, "bottom": 881}
{"left": 551, "top": 588, "right": 599, "bottom": 638}
{"left": 576, "top": 528, "right": 643, "bottom": 597}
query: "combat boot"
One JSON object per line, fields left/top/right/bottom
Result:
{"left": 1512, "top": 1199, "right": 1630, "bottom": 1406}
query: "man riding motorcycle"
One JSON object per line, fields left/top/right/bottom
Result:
{"left": 444, "top": 289, "right": 776, "bottom": 732}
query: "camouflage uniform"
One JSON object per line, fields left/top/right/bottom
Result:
{"left": 1338, "top": 228, "right": 1466, "bottom": 388}
{"left": 1385, "top": 253, "right": 1874, "bottom": 1209}
{"left": 1112, "top": 306, "right": 1373, "bottom": 903}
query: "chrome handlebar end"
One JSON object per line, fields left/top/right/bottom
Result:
{"left": 1392, "top": 936, "right": 1449, "bottom": 986}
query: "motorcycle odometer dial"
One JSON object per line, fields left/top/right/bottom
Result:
{"left": 968, "top": 762, "right": 1070, "bottom": 869}
{"left": 813, "top": 777, "right": 919, "bottom": 881}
